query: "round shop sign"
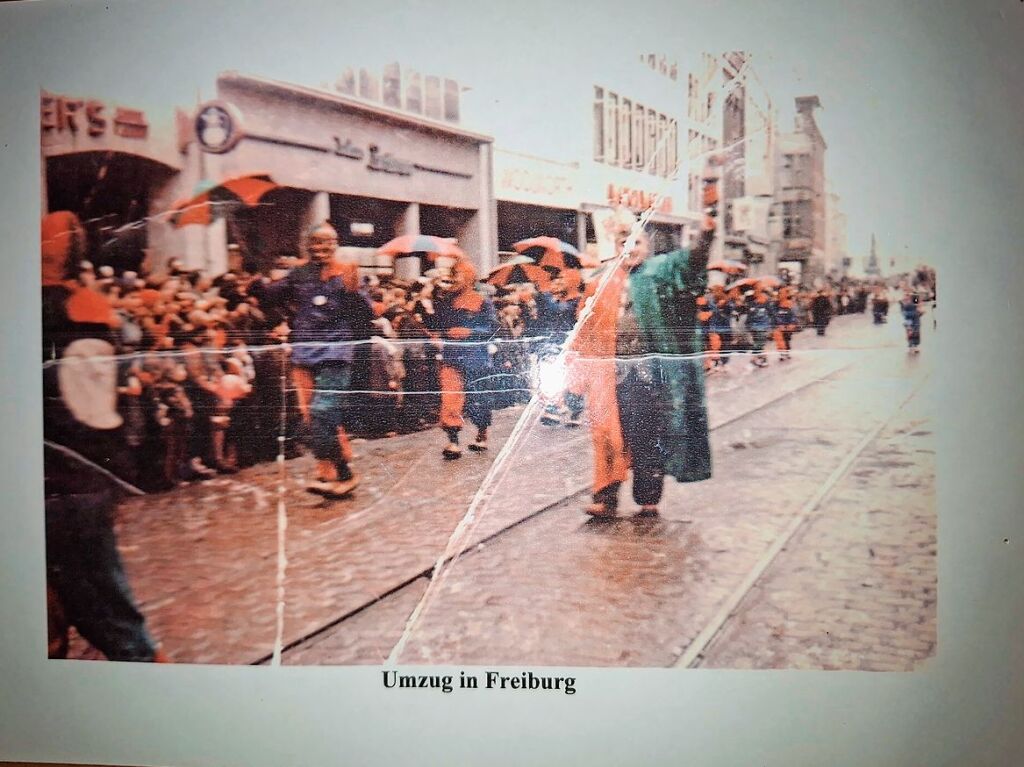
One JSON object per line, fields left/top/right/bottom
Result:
{"left": 194, "top": 100, "right": 244, "bottom": 153}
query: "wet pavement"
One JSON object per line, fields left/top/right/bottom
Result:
{"left": 68, "top": 313, "right": 936, "bottom": 668}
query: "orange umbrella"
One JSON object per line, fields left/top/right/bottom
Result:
{"left": 513, "top": 237, "right": 597, "bottom": 270}
{"left": 759, "top": 275, "right": 782, "bottom": 288}
{"left": 485, "top": 262, "right": 552, "bottom": 289}
{"left": 726, "top": 277, "right": 760, "bottom": 292}
{"left": 540, "top": 267, "right": 584, "bottom": 298}
{"left": 169, "top": 173, "right": 279, "bottom": 228}
{"left": 378, "top": 234, "right": 465, "bottom": 261}
{"left": 707, "top": 259, "right": 748, "bottom": 275}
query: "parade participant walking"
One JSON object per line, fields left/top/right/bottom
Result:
{"left": 900, "top": 288, "right": 924, "bottom": 353}
{"left": 41, "top": 211, "right": 167, "bottom": 661}
{"left": 572, "top": 160, "right": 719, "bottom": 518}
{"left": 872, "top": 288, "right": 890, "bottom": 324}
{"left": 707, "top": 284, "right": 732, "bottom": 372}
{"left": 810, "top": 288, "right": 832, "bottom": 336}
{"left": 534, "top": 271, "right": 583, "bottom": 425}
{"left": 421, "top": 258, "right": 497, "bottom": 459}
{"left": 746, "top": 286, "right": 772, "bottom": 368}
{"left": 249, "top": 220, "right": 375, "bottom": 498}
{"left": 773, "top": 286, "right": 798, "bottom": 361}
{"left": 696, "top": 292, "right": 714, "bottom": 373}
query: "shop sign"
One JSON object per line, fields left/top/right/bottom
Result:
{"left": 40, "top": 92, "right": 148, "bottom": 139}
{"left": 606, "top": 183, "right": 673, "bottom": 214}
{"left": 333, "top": 137, "right": 365, "bottom": 160}
{"left": 367, "top": 144, "right": 413, "bottom": 175}
{"left": 493, "top": 150, "right": 578, "bottom": 209}
{"left": 195, "top": 101, "right": 245, "bottom": 153}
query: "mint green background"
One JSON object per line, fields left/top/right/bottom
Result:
{"left": 1, "top": 1, "right": 1022, "bottom": 765}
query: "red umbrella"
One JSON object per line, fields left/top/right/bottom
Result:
{"left": 726, "top": 277, "right": 760, "bottom": 292}
{"left": 378, "top": 234, "right": 465, "bottom": 261}
{"left": 169, "top": 173, "right": 280, "bottom": 228}
{"left": 485, "top": 263, "right": 552, "bottom": 289}
{"left": 513, "top": 237, "right": 597, "bottom": 270}
{"left": 707, "top": 259, "right": 748, "bottom": 275}
{"left": 539, "top": 267, "right": 584, "bottom": 298}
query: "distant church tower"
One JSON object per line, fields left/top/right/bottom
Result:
{"left": 865, "top": 233, "right": 881, "bottom": 276}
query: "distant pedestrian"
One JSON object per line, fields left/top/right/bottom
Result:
{"left": 900, "top": 289, "right": 924, "bottom": 353}
{"left": 811, "top": 289, "right": 832, "bottom": 336}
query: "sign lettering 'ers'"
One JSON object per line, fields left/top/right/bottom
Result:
{"left": 195, "top": 101, "right": 245, "bottom": 153}
{"left": 40, "top": 92, "right": 148, "bottom": 139}
{"left": 606, "top": 183, "right": 673, "bottom": 214}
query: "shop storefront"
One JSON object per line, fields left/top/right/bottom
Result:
{"left": 40, "top": 90, "right": 182, "bottom": 273}
{"left": 493, "top": 149, "right": 581, "bottom": 261}
{"left": 171, "top": 73, "right": 497, "bottom": 276}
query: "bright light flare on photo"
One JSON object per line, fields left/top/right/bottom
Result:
{"left": 534, "top": 357, "right": 567, "bottom": 400}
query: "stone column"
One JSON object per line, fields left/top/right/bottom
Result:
{"left": 576, "top": 210, "right": 587, "bottom": 253}
{"left": 301, "top": 191, "right": 331, "bottom": 236}
{"left": 395, "top": 201, "right": 420, "bottom": 237}
{"left": 476, "top": 142, "right": 498, "bottom": 274}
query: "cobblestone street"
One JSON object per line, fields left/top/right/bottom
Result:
{"left": 71, "top": 313, "right": 936, "bottom": 669}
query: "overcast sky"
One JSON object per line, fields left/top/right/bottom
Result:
{"left": 7, "top": 0, "right": 1023, "bottom": 274}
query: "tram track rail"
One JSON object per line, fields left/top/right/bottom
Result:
{"left": 264, "top": 359, "right": 862, "bottom": 666}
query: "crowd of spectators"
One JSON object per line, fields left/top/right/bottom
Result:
{"left": 71, "top": 255, "right": 556, "bottom": 493}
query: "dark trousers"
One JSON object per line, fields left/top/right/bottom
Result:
{"left": 308, "top": 362, "right": 353, "bottom": 470}
{"left": 46, "top": 490, "right": 157, "bottom": 661}
{"left": 614, "top": 369, "right": 669, "bottom": 506}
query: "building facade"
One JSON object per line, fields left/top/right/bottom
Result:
{"left": 464, "top": 52, "right": 700, "bottom": 265}
{"left": 710, "top": 52, "right": 779, "bottom": 275}
{"left": 776, "top": 95, "right": 827, "bottom": 285}
{"left": 42, "top": 72, "right": 497, "bottom": 278}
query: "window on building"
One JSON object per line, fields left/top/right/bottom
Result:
{"left": 646, "top": 106, "right": 657, "bottom": 172}
{"left": 424, "top": 76, "right": 441, "bottom": 119}
{"left": 632, "top": 103, "right": 644, "bottom": 168}
{"left": 336, "top": 68, "right": 356, "bottom": 96}
{"left": 782, "top": 201, "right": 803, "bottom": 238}
{"left": 593, "top": 87, "right": 604, "bottom": 162}
{"left": 656, "top": 114, "right": 667, "bottom": 177}
{"left": 605, "top": 92, "right": 619, "bottom": 166}
{"left": 359, "top": 68, "right": 380, "bottom": 101}
{"left": 382, "top": 63, "right": 401, "bottom": 108}
{"left": 405, "top": 71, "right": 423, "bottom": 114}
{"left": 667, "top": 119, "right": 678, "bottom": 175}
{"left": 443, "top": 79, "right": 460, "bottom": 122}
{"left": 619, "top": 98, "right": 632, "bottom": 168}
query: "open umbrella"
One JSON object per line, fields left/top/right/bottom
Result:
{"left": 707, "top": 259, "right": 748, "bottom": 275}
{"left": 726, "top": 276, "right": 760, "bottom": 292}
{"left": 758, "top": 275, "right": 782, "bottom": 288}
{"left": 485, "top": 262, "right": 552, "bottom": 289}
{"left": 539, "top": 267, "right": 584, "bottom": 297}
{"left": 513, "top": 237, "right": 596, "bottom": 270}
{"left": 169, "top": 173, "right": 280, "bottom": 228}
{"left": 378, "top": 234, "right": 464, "bottom": 261}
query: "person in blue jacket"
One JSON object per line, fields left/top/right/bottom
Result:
{"left": 249, "top": 220, "right": 375, "bottom": 497}
{"left": 420, "top": 258, "right": 498, "bottom": 458}
{"left": 900, "top": 288, "right": 924, "bottom": 353}
{"left": 707, "top": 284, "right": 733, "bottom": 371}
{"left": 746, "top": 286, "right": 773, "bottom": 368}
{"left": 532, "top": 273, "right": 581, "bottom": 425}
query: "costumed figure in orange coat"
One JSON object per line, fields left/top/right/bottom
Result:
{"left": 571, "top": 159, "right": 720, "bottom": 517}
{"left": 420, "top": 258, "right": 498, "bottom": 459}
